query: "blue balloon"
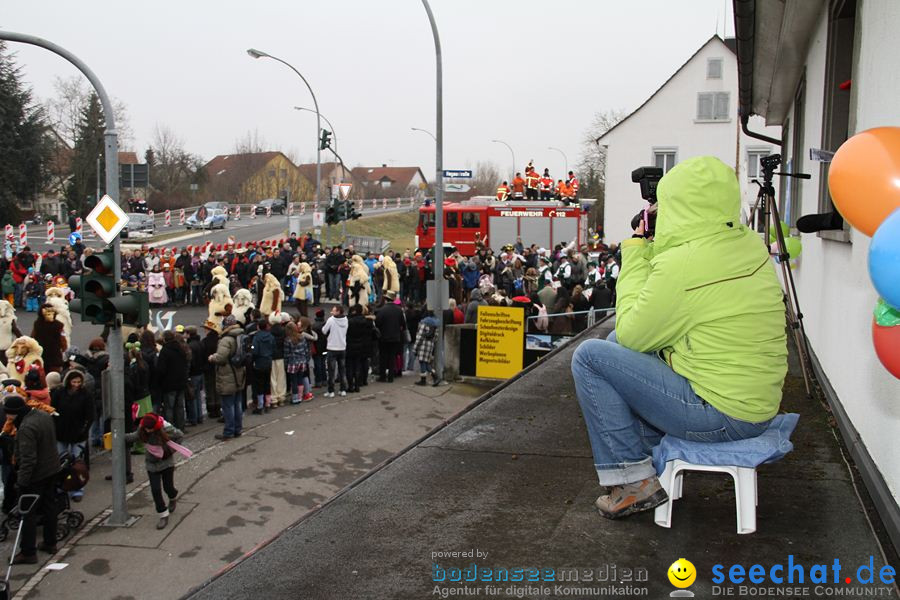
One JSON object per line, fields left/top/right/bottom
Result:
{"left": 869, "top": 208, "right": 900, "bottom": 310}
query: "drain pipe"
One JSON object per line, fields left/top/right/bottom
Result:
{"left": 734, "top": 0, "right": 782, "bottom": 146}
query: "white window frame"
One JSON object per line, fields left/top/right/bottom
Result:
{"left": 707, "top": 57, "right": 723, "bottom": 79}
{"left": 696, "top": 91, "right": 731, "bottom": 122}
{"left": 747, "top": 149, "right": 771, "bottom": 179}
{"left": 652, "top": 147, "right": 678, "bottom": 173}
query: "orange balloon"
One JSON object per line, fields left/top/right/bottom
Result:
{"left": 828, "top": 127, "right": 900, "bottom": 236}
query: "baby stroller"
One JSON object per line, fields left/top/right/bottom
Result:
{"left": 0, "top": 453, "right": 85, "bottom": 543}
{"left": 0, "top": 494, "right": 39, "bottom": 600}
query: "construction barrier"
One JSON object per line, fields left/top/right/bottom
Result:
{"left": 371, "top": 198, "right": 377, "bottom": 210}
{"left": 46, "top": 221, "right": 54, "bottom": 244}
{"left": 234, "top": 206, "right": 241, "bottom": 221}
{"left": 19, "top": 223, "right": 27, "bottom": 248}
{"left": 179, "top": 208, "right": 186, "bottom": 225}
{"left": 250, "top": 205, "right": 256, "bottom": 219}
{"left": 266, "top": 206, "right": 272, "bottom": 218}
{"left": 300, "top": 202, "right": 306, "bottom": 215}
{"left": 288, "top": 203, "right": 294, "bottom": 216}
{"left": 383, "top": 198, "right": 388, "bottom": 210}
{"left": 75, "top": 217, "right": 83, "bottom": 236}
{"left": 395, "top": 197, "right": 401, "bottom": 208}
{"left": 165, "top": 209, "right": 171, "bottom": 227}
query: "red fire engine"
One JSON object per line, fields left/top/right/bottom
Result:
{"left": 416, "top": 197, "right": 592, "bottom": 254}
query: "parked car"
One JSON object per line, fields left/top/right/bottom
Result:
{"left": 122, "top": 213, "right": 156, "bottom": 238}
{"left": 204, "top": 201, "right": 230, "bottom": 220}
{"left": 128, "top": 198, "right": 151, "bottom": 214}
{"left": 254, "top": 198, "right": 286, "bottom": 215}
{"left": 186, "top": 207, "right": 227, "bottom": 230}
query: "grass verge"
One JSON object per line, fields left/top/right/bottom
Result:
{"left": 332, "top": 209, "right": 418, "bottom": 252}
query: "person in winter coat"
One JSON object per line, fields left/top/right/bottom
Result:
{"left": 51, "top": 369, "right": 95, "bottom": 501}
{"left": 140, "top": 329, "right": 161, "bottom": 415}
{"left": 283, "top": 319, "right": 317, "bottom": 403}
{"left": 268, "top": 313, "right": 288, "bottom": 407}
{"left": 250, "top": 318, "right": 274, "bottom": 413}
{"left": 186, "top": 327, "right": 206, "bottom": 426}
{"left": 374, "top": 293, "right": 405, "bottom": 383}
{"left": 155, "top": 330, "right": 189, "bottom": 430}
{"left": 321, "top": 305, "right": 348, "bottom": 397}
{"left": 208, "top": 316, "right": 245, "bottom": 440}
{"left": 572, "top": 156, "right": 788, "bottom": 520}
{"left": 200, "top": 321, "right": 221, "bottom": 419}
{"left": 76, "top": 338, "right": 109, "bottom": 449}
{"left": 125, "top": 413, "right": 183, "bottom": 530}
{"left": 345, "top": 304, "right": 378, "bottom": 393}
{"left": 310, "top": 309, "right": 327, "bottom": 388}
{"left": 412, "top": 310, "right": 440, "bottom": 386}
{"left": 464, "top": 288, "right": 487, "bottom": 324}
{"left": 4, "top": 393, "right": 60, "bottom": 563}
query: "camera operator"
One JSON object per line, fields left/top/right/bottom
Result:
{"left": 571, "top": 156, "right": 787, "bottom": 519}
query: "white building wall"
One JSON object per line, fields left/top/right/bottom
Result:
{"left": 602, "top": 38, "right": 780, "bottom": 244}
{"left": 786, "top": 2, "right": 900, "bottom": 502}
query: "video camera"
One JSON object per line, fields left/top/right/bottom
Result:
{"left": 630, "top": 166, "right": 662, "bottom": 238}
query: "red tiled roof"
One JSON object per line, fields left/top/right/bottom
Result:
{"left": 350, "top": 166, "right": 427, "bottom": 189}
{"left": 296, "top": 162, "right": 341, "bottom": 184}
{"left": 118, "top": 152, "right": 140, "bottom": 165}
{"left": 204, "top": 151, "right": 284, "bottom": 180}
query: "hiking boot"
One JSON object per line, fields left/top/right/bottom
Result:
{"left": 594, "top": 476, "right": 668, "bottom": 519}
{"left": 415, "top": 376, "right": 427, "bottom": 386}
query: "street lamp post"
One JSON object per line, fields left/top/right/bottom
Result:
{"left": 0, "top": 29, "right": 130, "bottom": 526}
{"left": 548, "top": 146, "right": 568, "bottom": 177}
{"left": 247, "top": 48, "right": 321, "bottom": 243}
{"left": 491, "top": 139, "right": 516, "bottom": 181}
{"left": 411, "top": 127, "right": 437, "bottom": 142}
{"left": 421, "top": 0, "right": 445, "bottom": 384}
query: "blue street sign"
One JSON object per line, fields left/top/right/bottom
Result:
{"left": 69, "top": 232, "right": 82, "bottom": 245}
{"left": 442, "top": 169, "right": 473, "bottom": 179}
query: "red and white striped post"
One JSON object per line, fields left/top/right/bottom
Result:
{"left": 227, "top": 236, "right": 235, "bottom": 246}
{"left": 382, "top": 198, "right": 388, "bottom": 210}
{"left": 266, "top": 206, "right": 272, "bottom": 218}
{"left": 300, "top": 202, "right": 306, "bottom": 215}
{"left": 4, "top": 224, "right": 12, "bottom": 246}
{"left": 409, "top": 196, "right": 414, "bottom": 208}
{"left": 371, "top": 198, "right": 377, "bottom": 210}
{"left": 75, "top": 217, "right": 83, "bottom": 237}
{"left": 250, "top": 205, "right": 256, "bottom": 219}
{"left": 46, "top": 221, "right": 54, "bottom": 245}
{"left": 288, "top": 203, "right": 294, "bottom": 216}
{"left": 395, "top": 197, "right": 401, "bottom": 209}
{"left": 19, "top": 223, "right": 27, "bottom": 248}
{"left": 179, "top": 208, "right": 186, "bottom": 225}
{"left": 147, "top": 210, "right": 154, "bottom": 223}
{"left": 234, "top": 206, "right": 241, "bottom": 221}
{"left": 165, "top": 209, "right": 171, "bottom": 227}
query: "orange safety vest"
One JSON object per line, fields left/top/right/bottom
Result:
{"left": 496, "top": 185, "right": 509, "bottom": 201}
{"left": 525, "top": 171, "right": 539, "bottom": 189}
{"left": 556, "top": 181, "right": 567, "bottom": 197}
{"left": 562, "top": 182, "right": 574, "bottom": 198}
{"left": 568, "top": 176, "right": 579, "bottom": 194}
{"left": 540, "top": 176, "right": 553, "bottom": 191}
{"left": 512, "top": 177, "right": 526, "bottom": 195}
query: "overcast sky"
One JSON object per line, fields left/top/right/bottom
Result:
{"left": 3, "top": 0, "right": 734, "bottom": 180}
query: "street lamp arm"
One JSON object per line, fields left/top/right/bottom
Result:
{"left": 295, "top": 106, "right": 337, "bottom": 152}
{"left": 491, "top": 139, "right": 516, "bottom": 180}
{"left": 411, "top": 127, "right": 437, "bottom": 141}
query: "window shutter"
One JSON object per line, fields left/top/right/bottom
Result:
{"left": 707, "top": 58, "right": 723, "bottom": 79}
{"left": 697, "top": 93, "right": 713, "bottom": 120}
{"left": 714, "top": 92, "right": 730, "bottom": 120}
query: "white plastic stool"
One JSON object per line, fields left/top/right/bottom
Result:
{"left": 654, "top": 459, "right": 758, "bottom": 534}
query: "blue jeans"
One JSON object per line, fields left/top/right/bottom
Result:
{"left": 571, "top": 331, "right": 772, "bottom": 486}
{"left": 187, "top": 375, "right": 205, "bottom": 424}
{"left": 221, "top": 392, "right": 243, "bottom": 437}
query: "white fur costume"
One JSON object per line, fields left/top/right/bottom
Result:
{"left": 292, "top": 262, "right": 313, "bottom": 302}
{"left": 348, "top": 255, "right": 371, "bottom": 307}
{"left": 259, "top": 273, "right": 282, "bottom": 317}
{"left": 208, "top": 283, "right": 234, "bottom": 327}
{"left": 382, "top": 255, "right": 400, "bottom": 295}
{"left": 44, "top": 287, "right": 73, "bottom": 338}
{"left": 0, "top": 300, "right": 18, "bottom": 357}
{"left": 4, "top": 336, "right": 44, "bottom": 385}
{"left": 210, "top": 265, "right": 229, "bottom": 287}
{"left": 232, "top": 288, "right": 255, "bottom": 325}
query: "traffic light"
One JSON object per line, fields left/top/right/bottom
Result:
{"left": 325, "top": 204, "right": 338, "bottom": 225}
{"left": 335, "top": 200, "right": 346, "bottom": 222}
{"left": 347, "top": 200, "right": 361, "bottom": 220}
{"left": 69, "top": 248, "right": 149, "bottom": 326}
{"left": 319, "top": 129, "right": 332, "bottom": 150}
{"left": 69, "top": 249, "right": 116, "bottom": 324}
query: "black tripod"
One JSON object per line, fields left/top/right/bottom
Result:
{"left": 749, "top": 153, "right": 814, "bottom": 396}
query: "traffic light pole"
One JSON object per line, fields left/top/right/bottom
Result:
{"left": 0, "top": 30, "right": 133, "bottom": 527}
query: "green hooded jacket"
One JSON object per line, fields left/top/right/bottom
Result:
{"left": 614, "top": 156, "right": 787, "bottom": 423}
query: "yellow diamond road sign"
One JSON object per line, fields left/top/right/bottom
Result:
{"left": 86, "top": 195, "right": 130, "bottom": 244}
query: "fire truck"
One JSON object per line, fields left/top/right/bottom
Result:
{"left": 416, "top": 197, "right": 594, "bottom": 254}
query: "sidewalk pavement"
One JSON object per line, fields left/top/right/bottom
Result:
{"left": 186, "top": 319, "right": 899, "bottom": 600}
{"left": 2, "top": 377, "right": 491, "bottom": 600}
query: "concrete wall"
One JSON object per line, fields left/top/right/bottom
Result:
{"left": 602, "top": 38, "right": 780, "bottom": 244}
{"left": 783, "top": 1, "right": 900, "bottom": 504}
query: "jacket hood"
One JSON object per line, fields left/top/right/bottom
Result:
{"left": 62, "top": 369, "right": 85, "bottom": 388}
{"left": 330, "top": 315, "right": 348, "bottom": 326}
{"left": 653, "top": 156, "right": 742, "bottom": 252}
{"left": 223, "top": 325, "right": 243, "bottom": 338}
{"left": 470, "top": 289, "right": 483, "bottom": 301}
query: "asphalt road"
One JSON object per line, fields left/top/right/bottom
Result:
{"left": 19, "top": 203, "right": 415, "bottom": 251}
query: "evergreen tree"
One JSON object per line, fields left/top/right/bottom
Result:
{"left": 0, "top": 42, "right": 51, "bottom": 222}
{"left": 66, "top": 92, "right": 105, "bottom": 215}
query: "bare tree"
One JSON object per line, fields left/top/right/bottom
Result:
{"left": 577, "top": 109, "right": 626, "bottom": 230}
{"left": 44, "top": 75, "right": 134, "bottom": 150}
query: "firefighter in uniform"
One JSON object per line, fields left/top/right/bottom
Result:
{"left": 496, "top": 181, "right": 510, "bottom": 201}
{"left": 540, "top": 168, "right": 554, "bottom": 201}
{"left": 525, "top": 167, "right": 539, "bottom": 200}
{"left": 511, "top": 172, "right": 526, "bottom": 200}
{"left": 555, "top": 179, "right": 567, "bottom": 201}
{"left": 567, "top": 171, "right": 579, "bottom": 201}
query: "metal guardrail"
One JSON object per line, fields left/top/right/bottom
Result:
{"left": 525, "top": 307, "right": 616, "bottom": 328}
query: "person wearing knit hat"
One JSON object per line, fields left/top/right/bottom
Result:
{"left": 5, "top": 389, "right": 60, "bottom": 562}
{"left": 125, "top": 412, "right": 183, "bottom": 529}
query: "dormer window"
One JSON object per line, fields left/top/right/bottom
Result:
{"left": 707, "top": 57, "right": 723, "bottom": 79}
